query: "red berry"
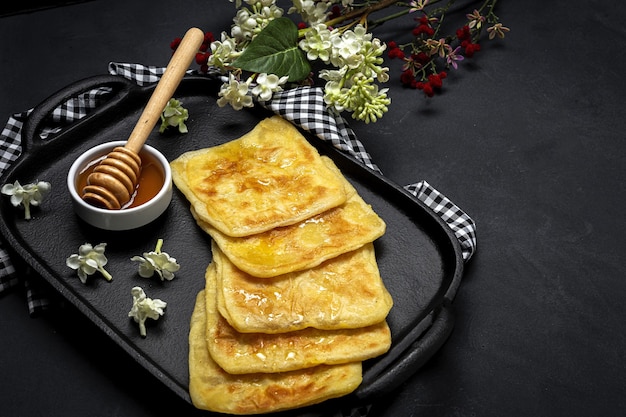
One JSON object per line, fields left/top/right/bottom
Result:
{"left": 464, "top": 42, "right": 481, "bottom": 57}
{"left": 400, "top": 69, "right": 415, "bottom": 86}
{"left": 422, "top": 83, "right": 434, "bottom": 97}
{"left": 170, "top": 37, "right": 182, "bottom": 50}
{"left": 456, "top": 25, "right": 471, "bottom": 40}
{"left": 195, "top": 52, "right": 208, "bottom": 65}
{"left": 414, "top": 52, "right": 430, "bottom": 65}
{"left": 428, "top": 74, "right": 443, "bottom": 88}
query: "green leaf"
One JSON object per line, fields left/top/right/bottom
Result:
{"left": 232, "top": 17, "right": 311, "bottom": 82}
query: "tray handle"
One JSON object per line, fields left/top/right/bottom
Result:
{"left": 354, "top": 302, "right": 455, "bottom": 400}
{"left": 21, "top": 74, "right": 136, "bottom": 153}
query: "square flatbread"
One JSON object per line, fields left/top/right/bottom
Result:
{"left": 213, "top": 242, "right": 393, "bottom": 334}
{"left": 189, "top": 291, "right": 363, "bottom": 415}
{"left": 204, "top": 262, "right": 391, "bottom": 374}
{"left": 192, "top": 156, "right": 386, "bottom": 277}
{"left": 171, "top": 116, "right": 347, "bottom": 237}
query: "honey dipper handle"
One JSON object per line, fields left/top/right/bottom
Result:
{"left": 125, "top": 27, "right": 205, "bottom": 154}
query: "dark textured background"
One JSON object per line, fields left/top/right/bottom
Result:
{"left": 1, "top": 1, "right": 625, "bottom": 416}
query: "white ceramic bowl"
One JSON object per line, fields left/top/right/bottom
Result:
{"left": 67, "top": 141, "right": 172, "bottom": 230}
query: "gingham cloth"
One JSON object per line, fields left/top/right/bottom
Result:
{"left": 0, "top": 62, "right": 477, "bottom": 317}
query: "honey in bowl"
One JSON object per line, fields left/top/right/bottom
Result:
{"left": 76, "top": 149, "right": 165, "bottom": 209}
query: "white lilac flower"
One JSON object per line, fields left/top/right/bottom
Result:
{"left": 231, "top": 8, "right": 258, "bottom": 41}
{"left": 318, "top": 24, "right": 390, "bottom": 123}
{"left": 319, "top": 67, "right": 346, "bottom": 83}
{"left": 128, "top": 287, "right": 166, "bottom": 337}
{"left": 159, "top": 98, "right": 188, "bottom": 133}
{"left": 323, "top": 73, "right": 390, "bottom": 124}
{"left": 217, "top": 74, "right": 254, "bottom": 110}
{"left": 250, "top": 73, "right": 289, "bottom": 101}
{"left": 377, "top": 66, "right": 390, "bottom": 83}
{"left": 66, "top": 243, "right": 112, "bottom": 284}
{"left": 254, "top": 4, "right": 284, "bottom": 29}
{"left": 350, "top": 76, "right": 391, "bottom": 124}
{"left": 321, "top": 79, "right": 349, "bottom": 112}
{"left": 329, "top": 25, "right": 372, "bottom": 69}
{"left": 1, "top": 180, "right": 51, "bottom": 220}
{"left": 208, "top": 32, "right": 240, "bottom": 71}
{"left": 231, "top": 3, "right": 283, "bottom": 42}
{"left": 299, "top": 23, "right": 333, "bottom": 63}
{"left": 130, "top": 239, "right": 180, "bottom": 281}
{"left": 358, "top": 37, "right": 388, "bottom": 80}
{"left": 288, "top": 0, "right": 330, "bottom": 25}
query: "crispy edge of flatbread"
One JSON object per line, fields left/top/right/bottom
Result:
{"left": 204, "top": 262, "right": 391, "bottom": 374}
{"left": 189, "top": 290, "right": 363, "bottom": 415}
{"left": 171, "top": 116, "right": 348, "bottom": 237}
{"left": 191, "top": 156, "right": 386, "bottom": 278}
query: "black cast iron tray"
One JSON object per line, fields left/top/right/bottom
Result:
{"left": 0, "top": 74, "right": 464, "bottom": 414}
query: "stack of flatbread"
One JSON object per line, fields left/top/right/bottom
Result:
{"left": 171, "top": 116, "right": 393, "bottom": 415}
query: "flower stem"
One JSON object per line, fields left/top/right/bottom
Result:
{"left": 326, "top": 0, "right": 404, "bottom": 28}
{"left": 369, "top": 8, "right": 411, "bottom": 28}
{"left": 431, "top": 0, "right": 456, "bottom": 38}
{"left": 155, "top": 238, "right": 163, "bottom": 254}
{"left": 100, "top": 267, "right": 113, "bottom": 281}
{"left": 23, "top": 201, "right": 31, "bottom": 220}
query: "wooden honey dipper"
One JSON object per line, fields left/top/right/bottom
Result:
{"left": 82, "top": 27, "right": 205, "bottom": 210}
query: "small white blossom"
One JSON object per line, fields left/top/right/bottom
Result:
{"left": 231, "top": 8, "right": 258, "bottom": 41}
{"left": 130, "top": 239, "right": 180, "bottom": 281}
{"left": 321, "top": 79, "right": 349, "bottom": 112}
{"left": 1, "top": 180, "right": 51, "bottom": 220}
{"left": 288, "top": 0, "right": 330, "bottom": 25}
{"left": 323, "top": 73, "right": 390, "bottom": 124}
{"left": 316, "top": 23, "right": 390, "bottom": 123}
{"left": 351, "top": 78, "right": 391, "bottom": 124}
{"left": 251, "top": 73, "right": 289, "bottom": 101}
{"left": 217, "top": 74, "right": 254, "bottom": 110}
{"left": 254, "top": 5, "right": 284, "bottom": 31}
{"left": 128, "top": 287, "right": 166, "bottom": 337}
{"left": 66, "top": 243, "right": 112, "bottom": 284}
{"left": 231, "top": 3, "right": 283, "bottom": 42}
{"left": 319, "top": 67, "right": 346, "bottom": 82}
{"left": 330, "top": 25, "right": 372, "bottom": 69}
{"left": 299, "top": 23, "right": 333, "bottom": 63}
{"left": 208, "top": 32, "right": 240, "bottom": 71}
{"left": 159, "top": 98, "right": 188, "bottom": 133}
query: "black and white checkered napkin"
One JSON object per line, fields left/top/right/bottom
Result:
{"left": 0, "top": 62, "right": 476, "bottom": 317}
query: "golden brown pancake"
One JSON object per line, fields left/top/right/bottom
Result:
{"left": 204, "top": 262, "right": 391, "bottom": 374}
{"left": 192, "top": 156, "right": 386, "bottom": 277}
{"left": 213, "top": 242, "right": 393, "bottom": 334}
{"left": 188, "top": 291, "right": 363, "bottom": 415}
{"left": 171, "top": 116, "right": 347, "bottom": 237}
